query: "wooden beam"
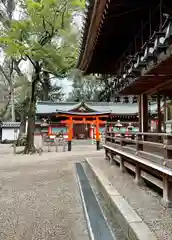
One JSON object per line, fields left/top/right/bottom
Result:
{"left": 60, "top": 120, "right": 106, "bottom": 124}
{"left": 48, "top": 126, "right": 52, "bottom": 135}
{"left": 80, "top": 0, "right": 108, "bottom": 72}
{"left": 143, "top": 78, "right": 172, "bottom": 95}
{"left": 57, "top": 114, "right": 109, "bottom": 119}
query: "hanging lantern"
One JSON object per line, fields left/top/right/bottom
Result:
{"left": 137, "top": 53, "right": 146, "bottom": 67}
{"left": 153, "top": 32, "right": 167, "bottom": 54}
{"left": 41, "top": 118, "right": 49, "bottom": 127}
{"left": 143, "top": 41, "right": 155, "bottom": 62}
{"left": 165, "top": 17, "right": 172, "bottom": 45}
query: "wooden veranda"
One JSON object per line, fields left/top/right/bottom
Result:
{"left": 77, "top": 0, "right": 172, "bottom": 206}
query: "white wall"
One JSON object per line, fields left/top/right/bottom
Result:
{"left": 2, "top": 128, "right": 20, "bottom": 141}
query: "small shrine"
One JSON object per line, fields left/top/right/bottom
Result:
{"left": 35, "top": 100, "right": 139, "bottom": 150}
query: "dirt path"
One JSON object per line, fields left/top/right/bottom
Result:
{"left": 0, "top": 144, "right": 102, "bottom": 240}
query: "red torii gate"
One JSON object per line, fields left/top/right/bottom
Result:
{"left": 57, "top": 112, "right": 110, "bottom": 151}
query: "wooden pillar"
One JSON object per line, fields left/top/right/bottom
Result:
{"left": 48, "top": 125, "right": 52, "bottom": 135}
{"left": 96, "top": 117, "right": 100, "bottom": 150}
{"left": 162, "top": 174, "right": 172, "bottom": 207}
{"left": 139, "top": 94, "right": 148, "bottom": 133}
{"left": 163, "top": 97, "right": 168, "bottom": 132}
{"left": 157, "top": 94, "right": 161, "bottom": 133}
{"left": 164, "top": 97, "right": 166, "bottom": 132}
{"left": 163, "top": 135, "right": 172, "bottom": 161}
{"left": 134, "top": 163, "right": 143, "bottom": 185}
{"left": 90, "top": 124, "right": 94, "bottom": 144}
{"left": 68, "top": 117, "right": 73, "bottom": 151}
{"left": 119, "top": 156, "right": 125, "bottom": 172}
{"left": 90, "top": 125, "right": 93, "bottom": 138}
{"left": 138, "top": 97, "right": 142, "bottom": 132}
{"left": 105, "top": 148, "right": 109, "bottom": 160}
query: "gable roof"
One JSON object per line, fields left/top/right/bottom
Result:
{"left": 1, "top": 122, "right": 20, "bottom": 128}
{"left": 36, "top": 101, "right": 139, "bottom": 115}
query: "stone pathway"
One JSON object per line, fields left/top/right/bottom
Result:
{"left": 88, "top": 156, "right": 172, "bottom": 240}
{"left": 0, "top": 144, "right": 102, "bottom": 240}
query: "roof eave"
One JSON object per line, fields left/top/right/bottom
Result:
{"left": 56, "top": 111, "right": 110, "bottom": 116}
{"left": 77, "top": 0, "right": 108, "bottom": 72}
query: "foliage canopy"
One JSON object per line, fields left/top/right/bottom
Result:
{"left": 0, "top": 0, "right": 84, "bottom": 76}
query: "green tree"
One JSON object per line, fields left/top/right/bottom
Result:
{"left": 96, "top": 75, "right": 116, "bottom": 102}
{"left": 14, "top": 71, "right": 64, "bottom": 141}
{"left": 0, "top": 0, "right": 16, "bottom": 120}
{"left": 0, "top": 0, "right": 84, "bottom": 153}
{"left": 37, "top": 71, "right": 64, "bottom": 101}
{"left": 67, "top": 70, "right": 105, "bottom": 102}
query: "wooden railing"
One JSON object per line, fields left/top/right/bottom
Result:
{"left": 105, "top": 132, "right": 172, "bottom": 166}
{"left": 104, "top": 131, "right": 172, "bottom": 207}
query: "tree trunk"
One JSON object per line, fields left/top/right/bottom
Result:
{"left": 24, "top": 99, "right": 36, "bottom": 154}
{"left": 18, "top": 113, "right": 26, "bottom": 137}
{"left": 11, "top": 87, "right": 15, "bottom": 121}
{"left": 42, "top": 71, "right": 49, "bottom": 101}
{"left": 16, "top": 113, "right": 26, "bottom": 146}
{"left": 24, "top": 63, "right": 40, "bottom": 154}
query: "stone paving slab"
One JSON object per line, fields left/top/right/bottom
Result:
{"left": 86, "top": 156, "right": 172, "bottom": 240}
{"left": 0, "top": 144, "right": 102, "bottom": 240}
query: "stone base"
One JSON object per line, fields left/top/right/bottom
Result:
{"left": 96, "top": 141, "right": 100, "bottom": 150}
{"left": 119, "top": 157, "right": 126, "bottom": 173}
{"left": 134, "top": 177, "right": 145, "bottom": 186}
{"left": 68, "top": 141, "right": 72, "bottom": 151}
{"left": 161, "top": 198, "right": 172, "bottom": 208}
{"left": 134, "top": 165, "right": 145, "bottom": 186}
{"left": 109, "top": 157, "right": 114, "bottom": 165}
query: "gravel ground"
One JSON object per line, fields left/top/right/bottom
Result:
{"left": 0, "top": 144, "right": 102, "bottom": 240}
{"left": 88, "top": 156, "right": 172, "bottom": 240}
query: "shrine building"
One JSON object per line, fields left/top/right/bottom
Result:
{"left": 76, "top": 0, "right": 172, "bottom": 207}
{"left": 35, "top": 100, "right": 163, "bottom": 149}
{"left": 35, "top": 100, "right": 139, "bottom": 149}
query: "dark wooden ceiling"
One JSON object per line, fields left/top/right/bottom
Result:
{"left": 78, "top": 0, "right": 172, "bottom": 74}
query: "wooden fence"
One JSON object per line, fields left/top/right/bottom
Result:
{"left": 34, "top": 135, "right": 67, "bottom": 153}
{"left": 104, "top": 131, "right": 172, "bottom": 207}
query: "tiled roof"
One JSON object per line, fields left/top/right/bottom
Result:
{"left": 36, "top": 101, "right": 80, "bottom": 114}
{"left": 57, "top": 111, "right": 110, "bottom": 116}
{"left": 1, "top": 122, "right": 20, "bottom": 128}
{"left": 36, "top": 101, "right": 160, "bottom": 115}
{"left": 84, "top": 102, "right": 138, "bottom": 114}
{"left": 36, "top": 101, "right": 139, "bottom": 115}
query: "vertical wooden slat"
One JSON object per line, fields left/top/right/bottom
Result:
{"left": 157, "top": 94, "right": 162, "bottom": 133}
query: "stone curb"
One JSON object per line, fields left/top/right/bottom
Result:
{"left": 85, "top": 157, "right": 157, "bottom": 240}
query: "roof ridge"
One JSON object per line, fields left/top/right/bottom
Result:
{"left": 86, "top": 102, "right": 138, "bottom": 105}
{"left": 37, "top": 101, "right": 138, "bottom": 105}
{"left": 37, "top": 101, "right": 78, "bottom": 105}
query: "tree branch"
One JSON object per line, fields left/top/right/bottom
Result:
{"left": 26, "top": 54, "right": 37, "bottom": 68}
{"left": 0, "top": 94, "right": 11, "bottom": 118}
{"left": 60, "top": 3, "right": 67, "bottom": 29}
{"left": 0, "top": 64, "right": 11, "bottom": 85}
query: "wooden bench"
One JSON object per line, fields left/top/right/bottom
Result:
{"left": 104, "top": 132, "right": 172, "bottom": 207}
